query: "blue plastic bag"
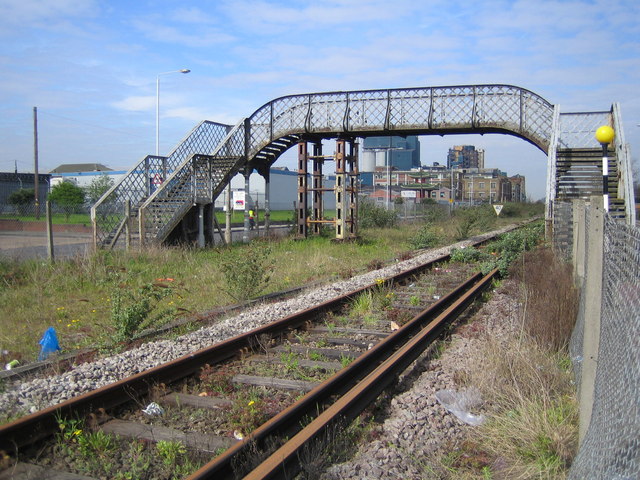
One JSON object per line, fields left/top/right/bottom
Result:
{"left": 38, "top": 327, "right": 61, "bottom": 361}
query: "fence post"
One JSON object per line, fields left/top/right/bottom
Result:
{"left": 46, "top": 200, "right": 54, "bottom": 262}
{"left": 578, "top": 195, "right": 605, "bottom": 443}
{"left": 125, "top": 200, "right": 131, "bottom": 252}
{"left": 572, "top": 199, "right": 586, "bottom": 283}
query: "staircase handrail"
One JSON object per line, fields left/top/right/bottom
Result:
{"left": 138, "top": 118, "right": 247, "bottom": 244}
{"left": 612, "top": 103, "right": 636, "bottom": 226}
{"left": 90, "top": 120, "right": 233, "bottom": 247}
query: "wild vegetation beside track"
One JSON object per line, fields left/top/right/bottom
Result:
{"left": 389, "top": 246, "right": 579, "bottom": 479}
{"left": 0, "top": 202, "right": 542, "bottom": 365}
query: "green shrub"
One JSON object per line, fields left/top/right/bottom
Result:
{"left": 409, "top": 224, "right": 440, "bottom": 249}
{"left": 8, "top": 188, "right": 35, "bottom": 215}
{"left": 111, "top": 283, "right": 173, "bottom": 342}
{"left": 481, "top": 222, "right": 545, "bottom": 274}
{"left": 218, "top": 243, "right": 274, "bottom": 301}
{"left": 358, "top": 199, "right": 398, "bottom": 229}
{"left": 450, "top": 247, "right": 489, "bottom": 263}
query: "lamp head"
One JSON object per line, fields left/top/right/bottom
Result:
{"left": 595, "top": 125, "right": 615, "bottom": 145}
{"left": 180, "top": 69, "right": 191, "bottom": 74}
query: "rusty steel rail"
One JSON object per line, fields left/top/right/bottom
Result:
{"left": 241, "top": 268, "right": 499, "bottom": 480}
{"left": 0, "top": 251, "right": 460, "bottom": 454}
{"left": 186, "top": 269, "right": 495, "bottom": 479}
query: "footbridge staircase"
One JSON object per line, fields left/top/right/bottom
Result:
{"left": 91, "top": 84, "right": 635, "bottom": 249}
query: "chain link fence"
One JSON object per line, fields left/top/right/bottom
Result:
{"left": 0, "top": 200, "right": 90, "bottom": 220}
{"left": 566, "top": 199, "right": 640, "bottom": 479}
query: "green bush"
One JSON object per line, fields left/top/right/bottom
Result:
{"left": 481, "top": 222, "right": 545, "bottom": 274}
{"left": 358, "top": 198, "right": 398, "bottom": 229}
{"left": 421, "top": 205, "right": 446, "bottom": 223}
{"left": 111, "top": 283, "right": 173, "bottom": 343}
{"left": 409, "top": 224, "right": 440, "bottom": 249}
{"left": 8, "top": 188, "right": 35, "bottom": 215}
{"left": 218, "top": 243, "right": 274, "bottom": 301}
{"left": 450, "top": 246, "right": 490, "bottom": 263}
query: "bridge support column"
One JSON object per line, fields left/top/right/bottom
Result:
{"left": 578, "top": 195, "right": 605, "bottom": 444}
{"left": 225, "top": 183, "right": 232, "bottom": 245}
{"left": 256, "top": 164, "right": 271, "bottom": 235}
{"left": 264, "top": 169, "right": 271, "bottom": 234}
{"left": 197, "top": 203, "right": 205, "bottom": 248}
{"left": 243, "top": 166, "right": 252, "bottom": 244}
{"left": 296, "top": 142, "right": 308, "bottom": 239}
{"left": 335, "top": 139, "right": 347, "bottom": 240}
{"left": 347, "top": 140, "right": 359, "bottom": 239}
{"left": 312, "top": 142, "right": 324, "bottom": 236}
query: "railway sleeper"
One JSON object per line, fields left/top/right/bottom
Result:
{"left": 231, "top": 374, "right": 320, "bottom": 393}
{"left": 99, "top": 419, "right": 237, "bottom": 453}
{"left": 247, "top": 354, "right": 342, "bottom": 372}
{"left": 270, "top": 345, "right": 362, "bottom": 360}
{"left": 306, "top": 326, "right": 388, "bottom": 338}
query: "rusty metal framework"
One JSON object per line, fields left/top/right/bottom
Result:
{"left": 92, "top": 84, "right": 634, "bottom": 248}
{"left": 296, "top": 139, "right": 359, "bottom": 240}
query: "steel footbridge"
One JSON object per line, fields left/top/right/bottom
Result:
{"left": 91, "top": 84, "right": 635, "bottom": 248}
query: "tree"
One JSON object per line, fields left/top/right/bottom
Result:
{"left": 84, "top": 175, "right": 115, "bottom": 205}
{"left": 8, "top": 188, "right": 35, "bottom": 216}
{"left": 49, "top": 181, "right": 85, "bottom": 220}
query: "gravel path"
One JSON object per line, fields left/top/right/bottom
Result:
{"left": 0, "top": 225, "right": 517, "bottom": 438}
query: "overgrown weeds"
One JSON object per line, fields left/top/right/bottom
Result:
{"left": 511, "top": 247, "right": 578, "bottom": 351}
{"left": 111, "top": 283, "right": 174, "bottom": 343}
{"left": 424, "top": 245, "right": 579, "bottom": 479}
{"left": 297, "top": 417, "right": 374, "bottom": 480}
{"left": 464, "top": 338, "right": 578, "bottom": 479}
{"left": 358, "top": 198, "right": 398, "bottom": 228}
{"left": 409, "top": 223, "right": 440, "bottom": 249}
{"left": 217, "top": 242, "right": 274, "bottom": 301}
{"left": 52, "top": 414, "right": 202, "bottom": 479}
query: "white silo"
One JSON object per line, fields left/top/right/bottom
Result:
{"left": 361, "top": 150, "right": 376, "bottom": 172}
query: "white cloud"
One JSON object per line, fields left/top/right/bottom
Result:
{"left": 0, "top": 0, "right": 98, "bottom": 28}
{"left": 129, "top": 18, "right": 235, "bottom": 48}
{"left": 219, "top": 0, "right": 423, "bottom": 33}
{"left": 171, "top": 7, "right": 219, "bottom": 25}
{"left": 112, "top": 96, "right": 155, "bottom": 112}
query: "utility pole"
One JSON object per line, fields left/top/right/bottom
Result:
{"left": 33, "top": 106, "right": 40, "bottom": 219}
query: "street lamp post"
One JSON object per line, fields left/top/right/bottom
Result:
{"left": 595, "top": 125, "right": 615, "bottom": 212}
{"left": 156, "top": 69, "right": 190, "bottom": 156}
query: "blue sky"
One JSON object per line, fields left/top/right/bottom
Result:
{"left": 1, "top": 0, "right": 639, "bottom": 200}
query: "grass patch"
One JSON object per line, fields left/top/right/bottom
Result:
{"left": 0, "top": 203, "right": 543, "bottom": 363}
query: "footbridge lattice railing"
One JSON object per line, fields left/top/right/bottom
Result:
{"left": 137, "top": 119, "right": 246, "bottom": 244}
{"left": 246, "top": 84, "right": 555, "bottom": 163}
{"left": 91, "top": 120, "right": 234, "bottom": 247}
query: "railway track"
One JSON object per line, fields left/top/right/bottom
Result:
{"left": 0, "top": 256, "right": 498, "bottom": 480}
{"left": 1, "top": 218, "right": 546, "bottom": 479}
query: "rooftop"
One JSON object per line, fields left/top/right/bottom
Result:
{"left": 49, "top": 163, "right": 113, "bottom": 174}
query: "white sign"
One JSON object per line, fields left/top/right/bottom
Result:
{"left": 493, "top": 204, "right": 504, "bottom": 216}
{"left": 401, "top": 190, "right": 417, "bottom": 198}
{"left": 233, "top": 190, "right": 245, "bottom": 210}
